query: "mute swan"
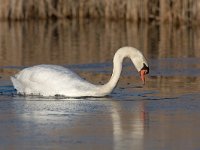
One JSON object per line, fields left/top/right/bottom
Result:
{"left": 11, "top": 47, "right": 149, "bottom": 97}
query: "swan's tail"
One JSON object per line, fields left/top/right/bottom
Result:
{"left": 10, "top": 76, "right": 23, "bottom": 94}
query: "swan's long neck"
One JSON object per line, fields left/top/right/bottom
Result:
{"left": 99, "top": 50, "right": 125, "bottom": 95}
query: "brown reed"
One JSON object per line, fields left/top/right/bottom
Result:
{"left": 0, "top": 0, "right": 200, "bottom": 24}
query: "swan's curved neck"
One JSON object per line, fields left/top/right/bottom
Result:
{"left": 96, "top": 47, "right": 147, "bottom": 96}
{"left": 100, "top": 51, "right": 124, "bottom": 95}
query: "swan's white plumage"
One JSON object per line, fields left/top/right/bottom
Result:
{"left": 11, "top": 65, "right": 98, "bottom": 97}
{"left": 11, "top": 47, "right": 149, "bottom": 97}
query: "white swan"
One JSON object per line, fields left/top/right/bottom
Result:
{"left": 11, "top": 47, "right": 149, "bottom": 97}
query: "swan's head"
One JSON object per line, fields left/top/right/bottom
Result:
{"left": 116, "top": 47, "right": 149, "bottom": 84}
{"left": 129, "top": 47, "right": 149, "bottom": 84}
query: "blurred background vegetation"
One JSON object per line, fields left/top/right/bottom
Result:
{"left": 0, "top": 0, "right": 199, "bottom": 25}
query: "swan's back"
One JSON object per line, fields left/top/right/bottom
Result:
{"left": 11, "top": 65, "right": 97, "bottom": 97}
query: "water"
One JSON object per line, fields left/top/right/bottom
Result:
{"left": 0, "top": 20, "right": 200, "bottom": 150}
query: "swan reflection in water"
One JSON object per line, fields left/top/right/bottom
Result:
{"left": 10, "top": 96, "right": 147, "bottom": 149}
{"left": 111, "top": 99, "right": 147, "bottom": 150}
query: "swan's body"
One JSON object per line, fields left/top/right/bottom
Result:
{"left": 11, "top": 47, "right": 149, "bottom": 97}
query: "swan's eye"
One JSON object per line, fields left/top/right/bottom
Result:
{"left": 146, "top": 68, "right": 149, "bottom": 74}
{"left": 145, "top": 68, "right": 149, "bottom": 74}
{"left": 141, "top": 63, "right": 149, "bottom": 74}
{"left": 143, "top": 69, "right": 148, "bottom": 75}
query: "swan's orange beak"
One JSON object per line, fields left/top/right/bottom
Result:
{"left": 140, "top": 70, "right": 146, "bottom": 85}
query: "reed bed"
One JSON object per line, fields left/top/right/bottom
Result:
{"left": 0, "top": 0, "right": 200, "bottom": 23}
